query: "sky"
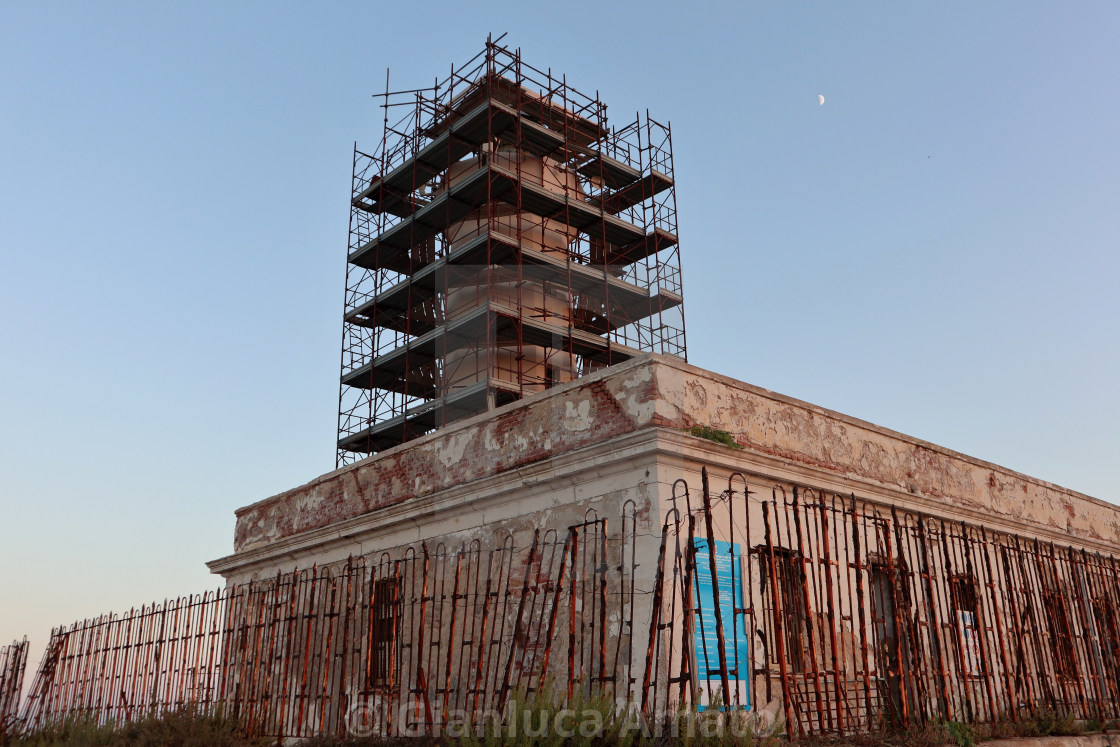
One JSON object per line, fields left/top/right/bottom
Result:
{"left": 1, "top": 1, "right": 1118, "bottom": 663}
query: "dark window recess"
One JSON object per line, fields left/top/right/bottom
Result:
{"left": 1092, "top": 594, "right": 1120, "bottom": 697}
{"left": 760, "top": 547, "right": 809, "bottom": 673}
{"left": 949, "top": 573, "right": 986, "bottom": 676}
{"left": 369, "top": 577, "right": 400, "bottom": 689}
{"left": 1039, "top": 567, "right": 1077, "bottom": 680}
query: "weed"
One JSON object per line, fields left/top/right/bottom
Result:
{"left": 9, "top": 704, "right": 262, "bottom": 747}
{"left": 942, "top": 720, "right": 976, "bottom": 747}
{"left": 684, "top": 426, "right": 744, "bottom": 450}
{"left": 1032, "top": 708, "right": 1083, "bottom": 737}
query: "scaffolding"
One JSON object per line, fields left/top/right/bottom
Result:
{"left": 337, "top": 38, "right": 687, "bottom": 466}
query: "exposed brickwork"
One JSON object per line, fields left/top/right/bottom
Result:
{"left": 234, "top": 369, "right": 646, "bottom": 551}
{"left": 233, "top": 355, "right": 1120, "bottom": 553}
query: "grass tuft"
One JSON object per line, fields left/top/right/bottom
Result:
{"left": 684, "top": 426, "right": 744, "bottom": 450}
{"left": 8, "top": 704, "right": 262, "bottom": 747}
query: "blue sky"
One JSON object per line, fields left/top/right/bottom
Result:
{"left": 2, "top": 2, "right": 1117, "bottom": 655}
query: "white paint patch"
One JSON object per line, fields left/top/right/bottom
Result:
{"left": 626, "top": 393, "right": 656, "bottom": 425}
{"left": 434, "top": 428, "right": 476, "bottom": 468}
{"left": 257, "top": 517, "right": 280, "bottom": 544}
{"left": 483, "top": 427, "right": 501, "bottom": 452}
{"left": 615, "top": 365, "right": 656, "bottom": 424}
{"left": 563, "top": 399, "right": 594, "bottom": 431}
{"left": 621, "top": 365, "right": 651, "bottom": 390}
{"left": 292, "top": 490, "right": 326, "bottom": 516}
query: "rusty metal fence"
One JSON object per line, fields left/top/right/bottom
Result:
{"left": 646, "top": 469, "right": 1120, "bottom": 737}
{"left": 14, "top": 513, "right": 642, "bottom": 740}
{"left": 0, "top": 638, "right": 28, "bottom": 738}
{"left": 7, "top": 468, "right": 1120, "bottom": 740}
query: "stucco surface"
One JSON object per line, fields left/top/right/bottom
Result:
{"left": 230, "top": 355, "right": 1120, "bottom": 554}
{"left": 651, "top": 360, "right": 1120, "bottom": 545}
{"left": 233, "top": 369, "right": 655, "bottom": 551}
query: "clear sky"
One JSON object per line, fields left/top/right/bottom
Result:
{"left": 2, "top": 1, "right": 1118, "bottom": 660}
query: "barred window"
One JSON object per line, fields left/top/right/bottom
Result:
{"left": 949, "top": 573, "right": 986, "bottom": 676}
{"left": 760, "top": 547, "right": 809, "bottom": 673}
{"left": 369, "top": 577, "right": 400, "bottom": 689}
{"left": 1039, "top": 570, "right": 1077, "bottom": 680}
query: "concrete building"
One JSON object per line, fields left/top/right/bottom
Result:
{"left": 208, "top": 354, "right": 1120, "bottom": 737}
{"left": 214, "top": 353, "right": 1120, "bottom": 579}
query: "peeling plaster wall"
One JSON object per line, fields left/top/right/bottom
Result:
{"left": 651, "top": 358, "right": 1120, "bottom": 547}
{"left": 227, "top": 354, "right": 1119, "bottom": 564}
{"left": 232, "top": 369, "right": 654, "bottom": 553}
{"left": 222, "top": 467, "right": 660, "bottom": 588}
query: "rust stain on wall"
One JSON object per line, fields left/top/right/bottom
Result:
{"left": 234, "top": 375, "right": 644, "bottom": 551}
{"left": 235, "top": 357, "right": 1120, "bottom": 554}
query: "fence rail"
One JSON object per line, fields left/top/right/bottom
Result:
{"left": 0, "top": 638, "right": 28, "bottom": 738}
{"left": 7, "top": 467, "right": 1120, "bottom": 740}
{"left": 649, "top": 471, "right": 1120, "bottom": 736}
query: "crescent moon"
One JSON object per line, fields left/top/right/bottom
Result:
{"left": 818, "top": 94, "right": 825, "bottom": 106}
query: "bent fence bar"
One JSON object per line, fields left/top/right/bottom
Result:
{"left": 652, "top": 471, "right": 1120, "bottom": 736}
{"left": 0, "top": 638, "right": 28, "bottom": 735}
{"left": 7, "top": 467, "right": 1120, "bottom": 740}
